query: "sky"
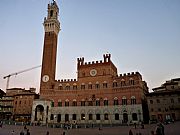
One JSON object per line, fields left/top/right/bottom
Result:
{"left": 0, "top": 0, "right": 180, "bottom": 93}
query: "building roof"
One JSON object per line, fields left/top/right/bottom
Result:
{"left": 146, "top": 89, "right": 180, "bottom": 96}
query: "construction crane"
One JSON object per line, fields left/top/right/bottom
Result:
{"left": 3, "top": 65, "right": 41, "bottom": 90}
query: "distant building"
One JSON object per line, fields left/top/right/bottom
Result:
{"left": 147, "top": 78, "right": 180, "bottom": 122}
{"left": 0, "top": 88, "right": 39, "bottom": 122}
{"left": 13, "top": 88, "right": 39, "bottom": 122}
{"left": 31, "top": 1, "right": 149, "bottom": 126}
{"left": 0, "top": 95, "right": 13, "bottom": 120}
{"left": 0, "top": 89, "right": 5, "bottom": 98}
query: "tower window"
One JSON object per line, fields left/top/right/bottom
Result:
{"left": 50, "top": 10, "right": 53, "bottom": 17}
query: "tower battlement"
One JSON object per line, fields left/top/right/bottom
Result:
{"left": 118, "top": 72, "right": 141, "bottom": 77}
{"left": 77, "top": 54, "right": 112, "bottom": 67}
{"left": 56, "top": 79, "right": 77, "bottom": 83}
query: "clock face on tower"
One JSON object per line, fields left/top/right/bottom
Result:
{"left": 90, "top": 69, "right": 97, "bottom": 76}
{"left": 42, "top": 75, "right": 49, "bottom": 82}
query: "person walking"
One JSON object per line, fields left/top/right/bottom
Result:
{"left": 46, "top": 131, "right": 50, "bottom": 135}
{"left": 129, "top": 129, "right": 133, "bottom": 135}
{"left": 26, "top": 129, "right": 30, "bottom": 135}
{"left": 155, "top": 123, "right": 164, "bottom": 135}
{"left": 20, "top": 130, "right": 25, "bottom": 135}
{"left": 11, "top": 130, "right": 15, "bottom": 135}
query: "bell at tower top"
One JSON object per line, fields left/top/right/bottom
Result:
{"left": 43, "top": 0, "right": 60, "bottom": 35}
{"left": 47, "top": 0, "right": 59, "bottom": 20}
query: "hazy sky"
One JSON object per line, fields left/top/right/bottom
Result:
{"left": 0, "top": 0, "right": 180, "bottom": 93}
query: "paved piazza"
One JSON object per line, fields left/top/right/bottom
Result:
{"left": 0, "top": 121, "right": 180, "bottom": 135}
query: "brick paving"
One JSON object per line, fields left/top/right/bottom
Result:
{"left": 0, "top": 121, "right": 180, "bottom": 135}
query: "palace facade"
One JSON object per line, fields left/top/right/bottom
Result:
{"left": 31, "top": 1, "right": 149, "bottom": 126}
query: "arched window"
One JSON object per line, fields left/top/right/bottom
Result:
{"left": 81, "top": 83, "right": 85, "bottom": 90}
{"left": 81, "top": 99, "right": 85, "bottom": 106}
{"left": 50, "top": 10, "right": 53, "bottom": 17}
{"left": 51, "top": 100, "right": 54, "bottom": 107}
{"left": 58, "top": 84, "right": 63, "bottom": 90}
{"left": 103, "top": 81, "right": 108, "bottom": 88}
{"left": 113, "top": 80, "right": 118, "bottom": 87}
{"left": 73, "top": 83, "right": 77, "bottom": 90}
{"left": 129, "top": 78, "right": 135, "bottom": 85}
{"left": 88, "top": 82, "right": 92, "bottom": 89}
{"left": 114, "top": 97, "right": 119, "bottom": 105}
{"left": 88, "top": 98, "right": 93, "bottom": 106}
{"left": 72, "top": 99, "right": 77, "bottom": 106}
{"left": 121, "top": 79, "right": 126, "bottom": 86}
{"left": 96, "top": 98, "right": 100, "bottom": 106}
{"left": 58, "top": 100, "right": 62, "bottom": 107}
{"left": 65, "top": 99, "right": 69, "bottom": 107}
{"left": 122, "top": 96, "right": 127, "bottom": 105}
{"left": 65, "top": 83, "right": 70, "bottom": 90}
{"left": 131, "top": 96, "right": 136, "bottom": 104}
{"left": 104, "top": 98, "right": 108, "bottom": 106}
{"left": 95, "top": 82, "right": 100, "bottom": 89}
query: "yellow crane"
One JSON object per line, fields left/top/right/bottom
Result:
{"left": 3, "top": 65, "right": 41, "bottom": 90}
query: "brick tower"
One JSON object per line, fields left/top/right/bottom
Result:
{"left": 40, "top": 0, "right": 60, "bottom": 95}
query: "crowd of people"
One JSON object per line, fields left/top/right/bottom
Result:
{"left": 128, "top": 122, "right": 165, "bottom": 135}
{"left": 1, "top": 120, "right": 167, "bottom": 135}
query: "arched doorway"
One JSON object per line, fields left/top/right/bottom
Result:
{"left": 35, "top": 105, "right": 44, "bottom": 122}
{"left": 123, "top": 113, "right": 128, "bottom": 123}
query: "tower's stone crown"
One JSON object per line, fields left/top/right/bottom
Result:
{"left": 43, "top": 1, "right": 60, "bottom": 35}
